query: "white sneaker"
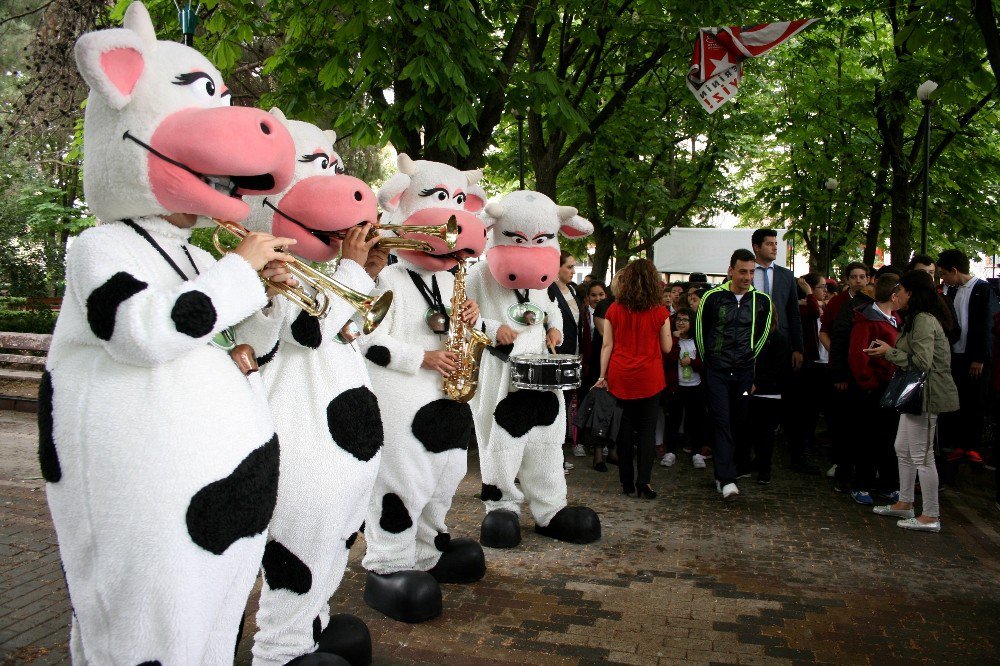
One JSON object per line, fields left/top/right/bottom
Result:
{"left": 660, "top": 452, "right": 677, "bottom": 467}
{"left": 693, "top": 454, "right": 707, "bottom": 469}
{"left": 722, "top": 483, "right": 740, "bottom": 500}
{"left": 715, "top": 480, "right": 722, "bottom": 494}
{"left": 563, "top": 460, "right": 574, "bottom": 471}
{"left": 826, "top": 464, "right": 837, "bottom": 478}
{"left": 572, "top": 444, "right": 586, "bottom": 457}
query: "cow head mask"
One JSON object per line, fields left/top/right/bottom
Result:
{"left": 242, "top": 110, "right": 377, "bottom": 263}
{"left": 376, "top": 154, "right": 488, "bottom": 272}
{"left": 74, "top": 2, "right": 295, "bottom": 223}
{"left": 482, "top": 190, "right": 593, "bottom": 290}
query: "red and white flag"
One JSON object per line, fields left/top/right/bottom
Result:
{"left": 687, "top": 20, "right": 817, "bottom": 113}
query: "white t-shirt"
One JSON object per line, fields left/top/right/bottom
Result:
{"left": 677, "top": 337, "right": 701, "bottom": 387}
{"left": 951, "top": 277, "right": 979, "bottom": 354}
{"left": 816, "top": 319, "right": 829, "bottom": 364}
{"left": 559, "top": 283, "right": 580, "bottom": 321}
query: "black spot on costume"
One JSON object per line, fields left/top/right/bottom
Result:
{"left": 186, "top": 434, "right": 280, "bottom": 555}
{"left": 262, "top": 540, "right": 312, "bottom": 594}
{"left": 364, "top": 345, "right": 391, "bottom": 367}
{"left": 290, "top": 308, "right": 322, "bottom": 348}
{"left": 378, "top": 493, "right": 412, "bottom": 534}
{"left": 411, "top": 399, "right": 472, "bottom": 453}
{"left": 480, "top": 484, "right": 503, "bottom": 502}
{"left": 171, "top": 290, "right": 216, "bottom": 338}
{"left": 256, "top": 340, "right": 280, "bottom": 367}
{"left": 494, "top": 390, "right": 560, "bottom": 438}
{"left": 37, "top": 371, "right": 61, "bottom": 483}
{"left": 86, "top": 271, "right": 148, "bottom": 340}
{"left": 434, "top": 532, "right": 451, "bottom": 552}
{"left": 326, "top": 387, "right": 383, "bottom": 462}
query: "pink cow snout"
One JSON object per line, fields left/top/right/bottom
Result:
{"left": 272, "top": 174, "right": 377, "bottom": 263}
{"left": 395, "top": 207, "right": 487, "bottom": 272}
{"left": 486, "top": 245, "right": 560, "bottom": 290}
{"left": 148, "top": 106, "right": 295, "bottom": 222}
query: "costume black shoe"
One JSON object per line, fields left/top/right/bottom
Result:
{"left": 315, "top": 614, "right": 372, "bottom": 665}
{"left": 285, "top": 654, "right": 350, "bottom": 666}
{"left": 534, "top": 506, "right": 601, "bottom": 544}
{"left": 480, "top": 509, "right": 521, "bottom": 548}
{"left": 363, "top": 570, "right": 442, "bottom": 624}
{"left": 428, "top": 537, "right": 486, "bottom": 584}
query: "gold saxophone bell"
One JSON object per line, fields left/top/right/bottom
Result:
{"left": 333, "top": 216, "right": 459, "bottom": 252}
{"left": 211, "top": 219, "right": 393, "bottom": 333}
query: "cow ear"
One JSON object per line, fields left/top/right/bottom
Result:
{"left": 74, "top": 25, "right": 148, "bottom": 110}
{"left": 323, "top": 129, "right": 337, "bottom": 144}
{"left": 463, "top": 182, "right": 486, "bottom": 213}
{"left": 558, "top": 210, "right": 593, "bottom": 239}
{"left": 122, "top": 2, "right": 157, "bottom": 46}
{"left": 483, "top": 200, "right": 504, "bottom": 229}
{"left": 269, "top": 107, "right": 289, "bottom": 126}
{"left": 463, "top": 168, "right": 483, "bottom": 186}
{"left": 377, "top": 172, "right": 411, "bottom": 212}
{"left": 397, "top": 153, "right": 416, "bottom": 175}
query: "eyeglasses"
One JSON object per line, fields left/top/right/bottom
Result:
{"left": 675, "top": 317, "right": 691, "bottom": 323}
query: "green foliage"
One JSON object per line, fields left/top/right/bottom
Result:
{"left": 0, "top": 305, "right": 58, "bottom": 334}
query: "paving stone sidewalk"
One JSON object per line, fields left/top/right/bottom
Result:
{"left": 2, "top": 409, "right": 999, "bottom": 665}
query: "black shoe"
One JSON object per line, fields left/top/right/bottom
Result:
{"left": 637, "top": 484, "right": 657, "bottom": 499}
{"left": 363, "top": 571, "right": 442, "bottom": 624}
{"left": 534, "top": 506, "right": 601, "bottom": 544}
{"left": 790, "top": 460, "right": 821, "bottom": 475}
{"left": 593, "top": 462, "right": 608, "bottom": 472}
{"left": 315, "top": 614, "right": 372, "bottom": 666}
{"left": 427, "top": 537, "right": 486, "bottom": 584}
{"left": 622, "top": 483, "right": 635, "bottom": 495}
{"left": 480, "top": 510, "right": 521, "bottom": 548}
{"left": 286, "top": 653, "right": 351, "bottom": 666}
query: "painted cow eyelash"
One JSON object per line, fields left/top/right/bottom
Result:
{"left": 173, "top": 72, "right": 213, "bottom": 86}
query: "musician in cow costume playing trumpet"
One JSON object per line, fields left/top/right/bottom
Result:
{"left": 42, "top": 3, "right": 300, "bottom": 663}
{"left": 467, "top": 190, "right": 602, "bottom": 548}
{"left": 237, "top": 111, "right": 388, "bottom": 666}
{"left": 359, "top": 155, "right": 489, "bottom": 623}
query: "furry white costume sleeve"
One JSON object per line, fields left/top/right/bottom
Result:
{"left": 356, "top": 155, "right": 488, "bottom": 625}
{"left": 236, "top": 113, "right": 383, "bottom": 666}
{"left": 42, "top": 4, "right": 296, "bottom": 664}
{"left": 467, "top": 191, "right": 601, "bottom": 549}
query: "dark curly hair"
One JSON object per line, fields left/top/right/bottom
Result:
{"left": 615, "top": 259, "right": 663, "bottom": 312}
{"left": 898, "top": 270, "right": 955, "bottom": 335}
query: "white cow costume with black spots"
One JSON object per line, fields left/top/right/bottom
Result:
{"left": 236, "top": 112, "right": 383, "bottom": 666}
{"left": 357, "top": 155, "right": 488, "bottom": 624}
{"left": 41, "top": 4, "right": 296, "bottom": 664}
{"left": 467, "top": 190, "right": 601, "bottom": 548}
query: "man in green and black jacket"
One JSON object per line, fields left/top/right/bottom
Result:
{"left": 696, "top": 248, "right": 773, "bottom": 500}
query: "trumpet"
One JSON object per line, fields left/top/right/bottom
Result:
{"left": 332, "top": 216, "right": 459, "bottom": 252}
{"left": 212, "top": 220, "right": 393, "bottom": 335}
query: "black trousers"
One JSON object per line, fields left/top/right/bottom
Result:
{"left": 704, "top": 366, "right": 753, "bottom": 484}
{"left": 784, "top": 362, "right": 828, "bottom": 463}
{"left": 836, "top": 388, "right": 899, "bottom": 492}
{"left": 664, "top": 384, "right": 708, "bottom": 453}
{"left": 940, "top": 353, "right": 989, "bottom": 453}
{"left": 616, "top": 394, "right": 660, "bottom": 487}
{"left": 738, "top": 396, "right": 781, "bottom": 478}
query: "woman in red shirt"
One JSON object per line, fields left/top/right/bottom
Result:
{"left": 594, "top": 259, "right": 672, "bottom": 498}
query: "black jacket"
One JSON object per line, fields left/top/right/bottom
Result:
{"left": 946, "top": 279, "right": 997, "bottom": 362}
{"left": 829, "top": 291, "right": 874, "bottom": 384}
{"left": 548, "top": 283, "right": 580, "bottom": 355}
{"left": 695, "top": 285, "right": 773, "bottom": 371}
{"left": 575, "top": 386, "right": 622, "bottom": 441}
{"left": 753, "top": 329, "right": 791, "bottom": 396}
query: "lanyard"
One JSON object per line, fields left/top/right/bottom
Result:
{"left": 406, "top": 270, "right": 445, "bottom": 314}
{"left": 513, "top": 289, "right": 530, "bottom": 304}
{"left": 121, "top": 218, "right": 200, "bottom": 280}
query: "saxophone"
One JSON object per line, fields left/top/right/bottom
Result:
{"left": 443, "top": 259, "right": 491, "bottom": 402}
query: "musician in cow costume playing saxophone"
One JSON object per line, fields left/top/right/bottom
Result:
{"left": 237, "top": 111, "right": 387, "bottom": 666}
{"left": 358, "top": 154, "right": 489, "bottom": 624}
{"left": 42, "top": 3, "right": 300, "bottom": 663}
{"left": 467, "top": 190, "right": 602, "bottom": 548}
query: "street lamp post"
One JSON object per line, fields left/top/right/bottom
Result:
{"left": 917, "top": 80, "right": 938, "bottom": 255}
{"left": 513, "top": 110, "right": 525, "bottom": 190}
{"left": 824, "top": 177, "right": 839, "bottom": 275}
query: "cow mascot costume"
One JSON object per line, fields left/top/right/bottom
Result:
{"left": 42, "top": 3, "right": 298, "bottom": 663}
{"left": 359, "top": 155, "right": 488, "bottom": 623}
{"left": 467, "top": 190, "right": 601, "bottom": 548}
{"left": 237, "top": 111, "right": 385, "bottom": 666}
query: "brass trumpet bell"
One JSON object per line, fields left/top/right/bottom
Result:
{"left": 333, "top": 216, "right": 459, "bottom": 252}
{"left": 211, "top": 219, "right": 392, "bottom": 332}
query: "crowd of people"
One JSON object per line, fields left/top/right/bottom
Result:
{"left": 562, "top": 232, "right": 1000, "bottom": 533}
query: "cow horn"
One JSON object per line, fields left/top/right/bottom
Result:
{"left": 123, "top": 2, "right": 157, "bottom": 46}
{"left": 485, "top": 201, "right": 505, "bottom": 219}
{"left": 268, "top": 107, "right": 289, "bottom": 126}
{"left": 323, "top": 129, "right": 337, "bottom": 144}
{"left": 397, "top": 153, "right": 416, "bottom": 175}
{"left": 557, "top": 205, "right": 579, "bottom": 221}
{"left": 463, "top": 169, "right": 483, "bottom": 185}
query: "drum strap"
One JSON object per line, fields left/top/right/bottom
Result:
{"left": 121, "top": 218, "right": 200, "bottom": 280}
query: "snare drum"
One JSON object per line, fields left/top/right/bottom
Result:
{"left": 510, "top": 353, "right": 582, "bottom": 390}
